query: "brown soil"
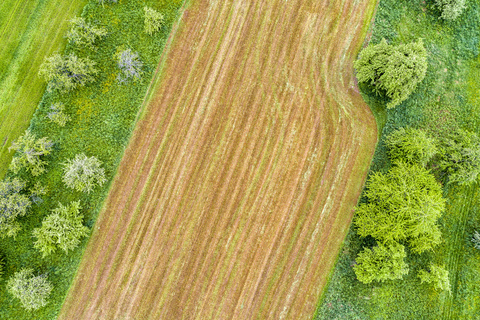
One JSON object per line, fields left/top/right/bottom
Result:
{"left": 59, "top": 0, "right": 378, "bottom": 319}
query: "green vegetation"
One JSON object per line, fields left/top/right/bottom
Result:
{"left": 62, "top": 154, "right": 106, "bottom": 193}
{"left": 7, "top": 269, "right": 53, "bottom": 310}
{"left": 316, "top": 0, "right": 480, "bottom": 318}
{"left": 115, "top": 48, "right": 143, "bottom": 83}
{"left": 418, "top": 263, "right": 451, "bottom": 293}
{"left": 144, "top": 6, "right": 165, "bottom": 35}
{"left": 66, "top": 17, "right": 107, "bottom": 50}
{"left": 435, "top": 0, "right": 467, "bottom": 20}
{"left": 9, "top": 131, "right": 53, "bottom": 176}
{"left": 0, "top": 178, "right": 31, "bottom": 238}
{"left": 385, "top": 127, "right": 437, "bottom": 166}
{"left": 46, "top": 103, "right": 71, "bottom": 127}
{"left": 0, "top": 0, "right": 184, "bottom": 318}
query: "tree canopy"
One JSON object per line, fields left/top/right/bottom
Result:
{"left": 67, "top": 17, "right": 107, "bottom": 49}
{"left": 62, "top": 153, "right": 106, "bottom": 193}
{"left": 144, "top": 6, "right": 164, "bottom": 35}
{"left": 8, "top": 130, "right": 53, "bottom": 176}
{"left": 7, "top": 269, "right": 53, "bottom": 310}
{"left": 0, "top": 178, "right": 31, "bottom": 238}
{"left": 354, "top": 39, "right": 428, "bottom": 109}
{"left": 385, "top": 127, "right": 437, "bottom": 167}
{"left": 435, "top": 0, "right": 467, "bottom": 21}
{"left": 418, "top": 263, "right": 451, "bottom": 293}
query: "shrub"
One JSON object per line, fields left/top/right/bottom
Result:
{"left": 472, "top": 230, "right": 480, "bottom": 249}
{"left": 98, "top": 0, "right": 117, "bottom": 5}
{"left": 354, "top": 242, "right": 409, "bottom": 284}
{"left": 0, "top": 178, "right": 31, "bottom": 238}
{"left": 115, "top": 48, "right": 143, "bottom": 83}
{"left": 435, "top": 0, "right": 467, "bottom": 21}
{"left": 33, "top": 201, "right": 89, "bottom": 257}
{"left": 385, "top": 127, "right": 437, "bottom": 166}
{"left": 144, "top": 6, "right": 164, "bottom": 35}
{"left": 418, "top": 263, "right": 451, "bottom": 293}
{"left": 9, "top": 130, "right": 53, "bottom": 176}
{"left": 354, "top": 39, "right": 428, "bottom": 109}
{"left": 47, "top": 102, "right": 71, "bottom": 127}
{"left": 62, "top": 153, "right": 106, "bottom": 193}
{"left": 66, "top": 17, "right": 107, "bottom": 49}
{"left": 39, "top": 54, "right": 98, "bottom": 92}
{"left": 29, "top": 181, "right": 48, "bottom": 205}
{"left": 7, "top": 269, "right": 53, "bottom": 310}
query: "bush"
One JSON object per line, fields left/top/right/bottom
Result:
{"left": 418, "top": 263, "right": 451, "bottom": 293}
{"left": 385, "top": 127, "right": 437, "bottom": 166}
{"left": 0, "top": 178, "right": 31, "bottom": 238}
{"left": 66, "top": 17, "right": 107, "bottom": 49}
{"left": 471, "top": 230, "right": 480, "bottom": 249}
{"left": 9, "top": 130, "right": 53, "bottom": 176}
{"left": 354, "top": 242, "right": 409, "bottom": 284}
{"left": 62, "top": 153, "right": 106, "bottom": 193}
{"left": 33, "top": 201, "right": 89, "bottom": 257}
{"left": 39, "top": 54, "right": 98, "bottom": 92}
{"left": 144, "top": 6, "right": 164, "bottom": 35}
{"left": 7, "top": 269, "right": 53, "bottom": 310}
{"left": 354, "top": 39, "right": 428, "bottom": 109}
{"left": 46, "top": 102, "right": 71, "bottom": 127}
{"left": 98, "top": 0, "right": 117, "bottom": 5}
{"left": 115, "top": 48, "right": 143, "bottom": 83}
{"left": 435, "top": 0, "right": 467, "bottom": 20}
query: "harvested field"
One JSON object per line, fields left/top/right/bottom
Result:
{"left": 60, "top": 0, "right": 377, "bottom": 319}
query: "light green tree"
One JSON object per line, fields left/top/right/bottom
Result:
{"left": 7, "top": 268, "right": 53, "bottom": 310}
{"left": 67, "top": 17, "right": 107, "bottom": 49}
{"left": 144, "top": 6, "right": 164, "bottom": 35}
{"left": 418, "top": 263, "right": 451, "bottom": 293}
{"left": 435, "top": 0, "right": 467, "bottom": 21}
{"left": 47, "top": 102, "right": 71, "bottom": 127}
{"left": 355, "top": 161, "right": 445, "bottom": 253}
{"left": 62, "top": 153, "right": 106, "bottom": 193}
{"left": 39, "top": 54, "right": 97, "bottom": 92}
{"left": 385, "top": 127, "right": 437, "bottom": 166}
{"left": 9, "top": 130, "right": 53, "bottom": 176}
{"left": 0, "top": 178, "right": 31, "bottom": 238}
{"left": 354, "top": 242, "right": 409, "bottom": 284}
{"left": 354, "top": 39, "right": 428, "bottom": 109}
{"left": 33, "top": 201, "right": 89, "bottom": 257}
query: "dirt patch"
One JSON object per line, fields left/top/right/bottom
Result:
{"left": 59, "top": 0, "right": 377, "bottom": 319}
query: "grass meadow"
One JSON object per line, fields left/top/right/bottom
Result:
{"left": 0, "top": 0, "right": 183, "bottom": 318}
{"left": 0, "top": 0, "right": 88, "bottom": 178}
{"left": 315, "top": 0, "right": 480, "bottom": 319}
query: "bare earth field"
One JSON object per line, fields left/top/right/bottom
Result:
{"left": 59, "top": 0, "right": 377, "bottom": 319}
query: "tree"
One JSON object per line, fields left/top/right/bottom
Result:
{"left": 62, "top": 153, "right": 106, "bottom": 193}
{"left": 144, "top": 6, "right": 164, "bottom": 35}
{"left": 354, "top": 161, "right": 445, "bottom": 253}
{"left": 7, "top": 268, "right": 53, "bottom": 310}
{"left": 33, "top": 201, "right": 89, "bottom": 257}
{"left": 418, "top": 263, "right": 451, "bottom": 293}
{"left": 47, "top": 102, "right": 71, "bottom": 127}
{"left": 67, "top": 17, "right": 107, "bottom": 49}
{"left": 385, "top": 127, "right": 437, "bottom": 167}
{"left": 354, "top": 39, "right": 428, "bottom": 109}
{"left": 9, "top": 130, "right": 53, "bottom": 176}
{"left": 0, "top": 178, "right": 31, "bottom": 238}
{"left": 437, "top": 128, "right": 480, "bottom": 185}
{"left": 115, "top": 48, "right": 143, "bottom": 83}
{"left": 39, "top": 54, "right": 97, "bottom": 92}
{"left": 471, "top": 230, "right": 480, "bottom": 250}
{"left": 435, "top": 0, "right": 467, "bottom": 21}
{"left": 98, "top": 0, "right": 117, "bottom": 5}
{"left": 354, "top": 242, "right": 409, "bottom": 284}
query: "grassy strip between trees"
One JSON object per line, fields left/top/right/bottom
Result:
{"left": 315, "top": 0, "right": 480, "bottom": 319}
{"left": 0, "top": 0, "right": 89, "bottom": 178}
{"left": 0, "top": 0, "right": 184, "bottom": 318}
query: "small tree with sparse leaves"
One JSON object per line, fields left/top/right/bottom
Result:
{"left": 33, "top": 201, "right": 89, "bottom": 257}
{"left": 115, "top": 48, "right": 143, "bottom": 83}
{"left": 0, "top": 178, "right": 31, "bottom": 238}
{"left": 144, "top": 6, "right": 164, "bottom": 35}
{"left": 418, "top": 263, "right": 451, "bottom": 293}
{"left": 39, "top": 54, "right": 97, "bottom": 92}
{"left": 435, "top": 0, "right": 467, "bottom": 21}
{"left": 472, "top": 230, "right": 480, "bottom": 250}
{"left": 7, "top": 269, "right": 53, "bottom": 310}
{"left": 47, "top": 102, "right": 71, "bottom": 127}
{"left": 385, "top": 127, "right": 437, "bottom": 167}
{"left": 67, "top": 17, "right": 107, "bottom": 49}
{"left": 62, "top": 153, "right": 106, "bottom": 193}
{"left": 9, "top": 130, "right": 53, "bottom": 176}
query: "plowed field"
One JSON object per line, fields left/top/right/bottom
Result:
{"left": 59, "top": 0, "right": 377, "bottom": 319}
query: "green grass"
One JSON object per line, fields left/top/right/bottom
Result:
{"left": 0, "top": 0, "right": 89, "bottom": 178}
{"left": 0, "top": 0, "right": 184, "bottom": 319}
{"left": 315, "top": 0, "right": 480, "bottom": 319}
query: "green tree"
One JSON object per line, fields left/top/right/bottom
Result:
{"left": 144, "top": 6, "right": 164, "bottom": 35}
{"left": 354, "top": 39, "right": 428, "bottom": 109}
{"left": 33, "top": 201, "right": 89, "bottom": 257}
{"left": 8, "top": 130, "right": 53, "bottom": 176}
{"left": 354, "top": 242, "right": 409, "bottom": 284}
{"left": 47, "top": 102, "right": 71, "bottom": 127}
{"left": 385, "top": 127, "right": 437, "bottom": 166}
{"left": 39, "top": 54, "right": 97, "bottom": 92}
{"left": 0, "top": 178, "right": 31, "bottom": 238}
{"left": 7, "top": 268, "right": 53, "bottom": 310}
{"left": 355, "top": 161, "right": 445, "bottom": 253}
{"left": 435, "top": 0, "right": 466, "bottom": 20}
{"left": 418, "top": 263, "right": 451, "bottom": 293}
{"left": 67, "top": 17, "right": 107, "bottom": 49}
{"left": 472, "top": 230, "right": 480, "bottom": 250}
{"left": 62, "top": 153, "right": 106, "bottom": 193}
{"left": 437, "top": 128, "right": 480, "bottom": 185}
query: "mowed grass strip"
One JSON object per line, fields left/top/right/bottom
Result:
{"left": 0, "top": 0, "right": 88, "bottom": 177}
{"left": 59, "top": 0, "right": 377, "bottom": 319}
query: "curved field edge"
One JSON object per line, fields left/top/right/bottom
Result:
{"left": 59, "top": 0, "right": 377, "bottom": 319}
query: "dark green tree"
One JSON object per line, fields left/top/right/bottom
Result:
{"left": 354, "top": 39, "right": 427, "bottom": 109}
{"left": 385, "top": 127, "right": 437, "bottom": 167}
